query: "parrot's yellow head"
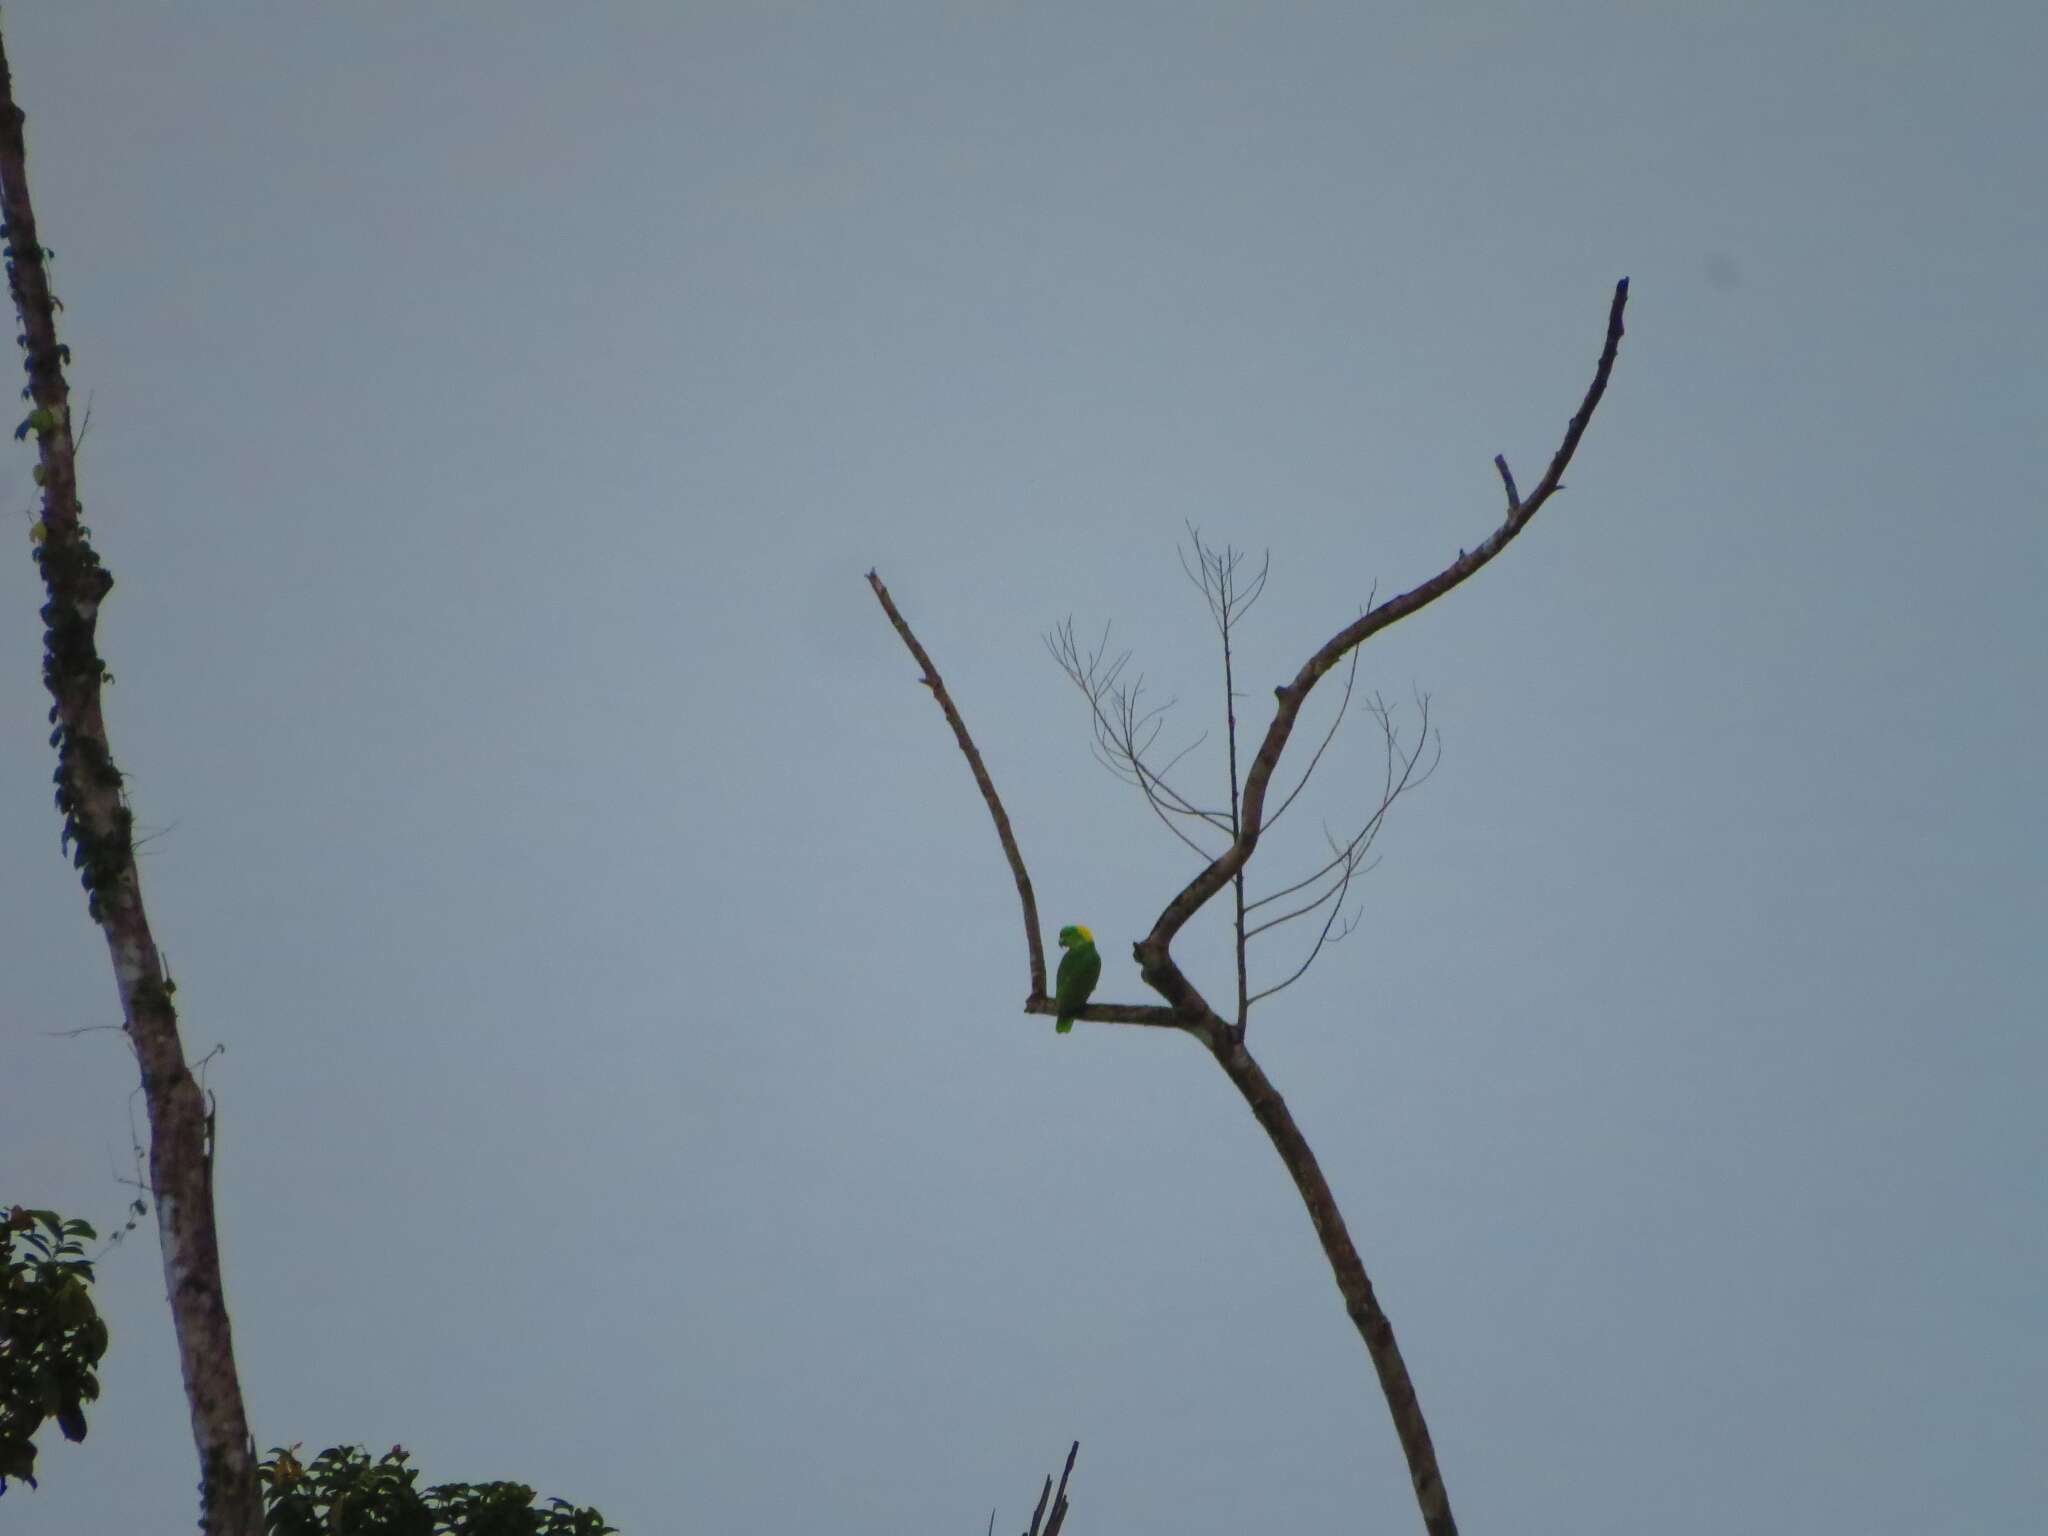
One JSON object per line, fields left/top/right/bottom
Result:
{"left": 1057, "top": 924, "right": 1094, "bottom": 949}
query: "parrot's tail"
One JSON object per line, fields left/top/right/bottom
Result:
{"left": 1056, "top": 1016, "right": 1074, "bottom": 1034}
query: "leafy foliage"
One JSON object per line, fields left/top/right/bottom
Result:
{"left": 259, "top": 1444, "right": 615, "bottom": 1536}
{"left": 0, "top": 1205, "right": 107, "bottom": 1493}
{"left": 4, "top": 1208, "right": 612, "bottom": 1530}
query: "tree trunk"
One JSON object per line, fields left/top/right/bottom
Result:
{"left": 0, "top": 29, "right": 266, "bottom": 1536}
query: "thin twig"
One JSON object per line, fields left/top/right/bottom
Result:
{"left": 1244, "top": 693, "right": 1435, "bottom": 925}
{"left": 1047, "top": 620, "right": 1228, "bottom": 860}
{"left": 1260, "top": 637, "right": 1364, "bottom": 835}
{"left": 1214, "top": 539, "right": 1250, "bottom": 1030}
{"left": 1050, "top": 624, "right": 1227, "bottom": 826}
{"left": 1247, "top": 828, "right": 1365, "bottom": 1006}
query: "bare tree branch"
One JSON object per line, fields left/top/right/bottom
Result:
{"left": 1260, "top": 635, "right": 1363, "bottom": 836}
{"left": 1046, "top": 619, "right": 1229, "bottom": 861}
{"left": 1023, "top": 996, "right": 1183, "bottom": 1029}
{"left": 1236, "top": 696, "right": 1433, "bottom": 1011}
{"left": 1244, "top": 846, "right": 1357, "bottom": 939}
{"left": 1045, "top": 626, "right": 1196, "bottom": 814}
{"left": 1048, "top": 622, "right": 1230, "bottom": 829}
{"left": 1, "top": 32, "right": 265, "bottom": 1536}
{"left": 1143, "top": 278, "right": 1629, "bottom": 961}
{"left": 869, "top": 571, "right": 1049, "bottom": 1002}
{"left": 1245, "top": 692, "right": 1436, "bottom": 930}
{"left": 1246, "top": 823, "right": 1375, "bottom": 1007}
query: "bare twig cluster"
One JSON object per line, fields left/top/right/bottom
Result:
{"left": 1044, "top": 618, "right": 1225, "bottom": 860}
{"left": 1052, "top": 525, "right": 1443, "bottom": 1036}
{"left": 871, "top": 277, "right": 1629, "bottom": 1536}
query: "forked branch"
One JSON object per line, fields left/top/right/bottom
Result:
{"left": 873, "top": 572, "right": 1184, "bottom": 1031}
{"left": 871, "top": 278, "right": 1631, "bottom": 1536}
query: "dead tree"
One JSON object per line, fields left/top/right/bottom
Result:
{"left": 871, "top": 279, "right": 1629, "bottom": 1536}
{"left": 1, "top": 32, "right": 266, "bottom": 1536}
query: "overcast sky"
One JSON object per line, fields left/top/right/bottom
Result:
{"left": 4, "top": 4, "right": 2043, "bottom": 1533}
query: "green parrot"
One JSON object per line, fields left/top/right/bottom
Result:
{"left": 1054, "top": 924, "right": 1102, "bottom": 1035}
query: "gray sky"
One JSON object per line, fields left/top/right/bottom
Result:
{"left": 5, "top": 4, "right": 2043, "bottom": 1532}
